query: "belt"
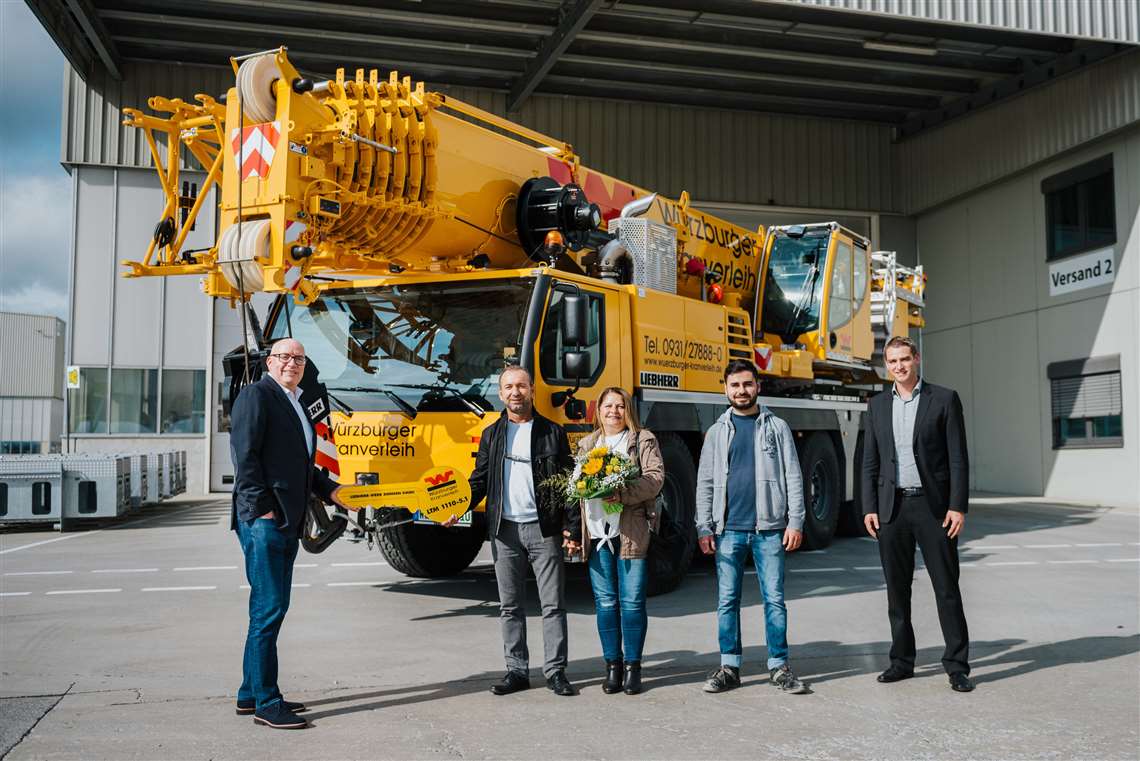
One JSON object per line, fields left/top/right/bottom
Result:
{"left": 897, "top": 487, "right": 924, "bottom": 497}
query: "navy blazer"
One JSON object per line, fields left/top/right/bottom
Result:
{"left": 229, "top": 374, "right": 337, "bottom": 534}
{"left": 861, "top": 381, "right": 970, "bottom": 523}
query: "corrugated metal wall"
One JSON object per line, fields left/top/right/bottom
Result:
{"left": 0, "top": 398, "right": 63, "bottom": 445}
{"left": 896, "top": 49, "right": 1140, "bottom": 213}
{"left": 0, "top": 312, "right": 65, "bottom": 398}
{"left": 62, "top": 62, "right": 899, "bottom": 212}
{"left": 786, "top": 0, "right": 1140, "bottom": 44}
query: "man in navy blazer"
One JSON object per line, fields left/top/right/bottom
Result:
{"left": 229, "top": 337, "right": 344, "bottom": 728}
{"left": 862, "top": 336, "right": 973, "bottom": 693}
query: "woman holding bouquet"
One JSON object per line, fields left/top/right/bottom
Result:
{"left": 570, "top": 386, "right": 664, "bottom": 695}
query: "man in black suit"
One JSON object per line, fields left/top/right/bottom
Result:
{"left": 230, "top": 337, "right": 344, "bottom": 728}
{"left": 862, "top": 336, "right": 974, "bottom": 692}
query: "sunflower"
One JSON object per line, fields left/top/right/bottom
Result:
{"left": 589, "top": 446, "right": 609, "bottom": 458}
{"left": 576, "top": 480, "right": 588, "bottom": 492}
{"left": 581, "top": 458, "right": 604, "bottom": 476}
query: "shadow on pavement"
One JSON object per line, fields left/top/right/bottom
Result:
{"left": 297, "top": 634, "right": 1139, "bottom": 723}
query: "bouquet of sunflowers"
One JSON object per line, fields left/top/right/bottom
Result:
{"left": 552, "top": 444, "right": 641, "bottom": 515}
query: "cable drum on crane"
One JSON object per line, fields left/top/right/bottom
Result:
{"left": 237, "top": 55, "right": 279, "bottom": 123}
{"left": 217, "top": 219, "right": 270, "bottom": 293}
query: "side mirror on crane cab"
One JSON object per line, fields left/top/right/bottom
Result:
{"left": 561, "top": 293, "right": 589, "bottom": 346}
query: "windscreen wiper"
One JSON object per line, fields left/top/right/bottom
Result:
{"left": 388, "top": 383, "right": 487, "bottom": 418}
{"left": 327, "top": 386, "right": 417, "bottom": 419}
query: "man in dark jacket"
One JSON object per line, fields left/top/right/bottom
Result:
{"left": 448, "top": 365, "right": 580, "bottom": 696}
{"left": 862, "top": 336, "right": 973, "bottom": 692}
{"left": 229, "top": 338, "right": 344, "bottom": 728}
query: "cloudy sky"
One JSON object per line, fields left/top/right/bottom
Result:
{"left": 0, "top": 0, "right": 69, "bottom": 320}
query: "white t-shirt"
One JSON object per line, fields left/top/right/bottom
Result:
{"left": 501, "top": 420, "right": 537, "bottom": 523}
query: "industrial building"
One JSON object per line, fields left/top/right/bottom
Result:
{"left": 0, "top": 311, "right": 65, "bottom": 454}
{"left": 32, "top": 0, "right": 1139, "bottom": 505}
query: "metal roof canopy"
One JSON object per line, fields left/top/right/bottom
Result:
{"left": 26, "top": 0, "right": 1136, "bottom": 139}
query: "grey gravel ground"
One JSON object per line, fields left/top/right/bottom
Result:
{"left": 1, "top": 495, "right": 1137, "bottom": 760}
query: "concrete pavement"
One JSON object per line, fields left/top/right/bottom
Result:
{"left": 1, "top": 496, "right": 1137, "bottom": 759}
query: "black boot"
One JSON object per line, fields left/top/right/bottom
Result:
{"left": 623, "top": 662, "right": 642, "bottom": 695}
{"left": 602, "top": 660, "right": 624, "bottom": 694}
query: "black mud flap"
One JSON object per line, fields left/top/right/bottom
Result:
{"left": 301, "top": 496, "right": 347, "bottom": 554}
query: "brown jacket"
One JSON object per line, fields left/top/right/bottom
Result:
{"left": 576, "top": 428, "right": 665, "bottom": 560}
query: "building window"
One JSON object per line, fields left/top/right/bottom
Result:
{"left": 161, "top": 369, "right": 206, "bottom": 433}
{"left": 110, "top": 368, "right": 159, "bottom": 434}
{"left": 1048, "top": 355, "right": 1123, "bottom": 449}
{"left": 1, "top": 441, "right": 41, "bottom": 454}
{"left": 69, "top": 367, "right": 110, "bottom": 433}
{"left": 1042, "top": 155, "right": 1115, "bottom": 262}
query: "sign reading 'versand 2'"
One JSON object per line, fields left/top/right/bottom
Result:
{"left": 1049, "top": 247, "right": 1116, "bottom": 296}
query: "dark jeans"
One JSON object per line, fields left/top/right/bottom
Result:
{"left": 878, "top": 493, "right": 970, "bottom": 675}
{"left": 492, "top": 519, "right": 568, "bottom": 678}
{"left": 236, "top": 517, "right": 299, "bottom": 710}
{"left": 587, "top": 541, "right": 648, "bottom": 663}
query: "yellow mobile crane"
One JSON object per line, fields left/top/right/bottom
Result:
{"left": 123, "top": 49, "right": 924, "bottom": 593}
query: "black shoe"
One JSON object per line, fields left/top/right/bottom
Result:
{"left": 546, "top": 670, "right": 576, "bottom": 696}
{"left": 702, "top": 666, "right": 741, "bottom": 693}
{"left": 602, "top": 660, "right": 624, "bottom": 694}
{"left": 877, "top": 666, "right": 914, "bottom": 683}
{"left": 623, "top": 662, "right": 642, "bottom": 695}
{"left": 252, "top": 702, "right": 308, "bottom": 729}
{"left": 769, "top": 665, "right": 809, "bottom": 694}
{"left": 236, "top": 698, "right": 306, "bottom": 716}
{"left": 490, "top": 670, "right": 531, "bottom": 695}
{"left": 949, "top": 673, "right": 975, "bottom": 692}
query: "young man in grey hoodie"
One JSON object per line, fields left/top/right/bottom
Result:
{"left": 696, "top": 359, "right": 809, "bottom": 694}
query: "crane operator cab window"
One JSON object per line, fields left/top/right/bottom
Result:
{"left": 760, "top": 227, "right": 831, "bottom": 345}
{"left": 540, "top": 286, "right": 604, "bottom": 385}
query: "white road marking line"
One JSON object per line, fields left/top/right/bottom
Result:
{"left": 330, "top": 561, "right": 389, "bottom": 567}
{"left": 1023, "top": 544, "right": 1071, "bottom": 549}
{"left": 238, "top": 585, "right": 250, "bottom": 590}
{"left": 291, "top": 583, "right": 312, "bottom": 588}
{"left": 327, "top": 581, "right": 385, "bottom": 587}
{"left": 987, "top": 561, "right": 1038, "bottom": 566}
{"left": 1076, "top": 543, "right": 1122, "bottom": 548}
{"left": 959, "top": 562, "right": 981, "bottom": 568}
{"left": 789, "top": 567, "right": 843, "bottom": 573}
{"left": 4, "top": 570, "right": 73, "bottom": 576}
{"left": 854, "top": 566, "right": 882, "bottom": 571}
{"left": 45, "top": 588, "right": 122, "bottom": 595}
{"left": 0, "top": 592, "right": 32, "bottom": 597}
{"left": 1105, "top": 558, "right": 1140, "bottom": 563}
{"left": 141, "top": 586, "right": 217, "bottom": 592}
{"left": 964, "top": 545, "right": 1018, "bottom": 550}
{"left": 0, "top": 503, "right": 205, "bottom": 555}
{"left": 91, "top": 568, "right": 159, "bottom": 574}
{"left": 294, "top": 563, "right": 319, "bottom": 568}
{"left": 1047, "top": 560, "right": 1098, "bottom": 564}
{"left": 173, "top": 566, "right": 237, "bottom": 571}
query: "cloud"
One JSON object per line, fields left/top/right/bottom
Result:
{"left": 0, "top": 171, "right": 72, "bottom": 320}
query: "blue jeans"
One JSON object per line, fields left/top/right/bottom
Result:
{"left": 587, "top": 542, "right": 648, "bottom": 663}
{"left": 236, "top": 517, "right": 299, "bottom": 710}
{"left": 715, "top": 529, "right": 788, "bottom": 671}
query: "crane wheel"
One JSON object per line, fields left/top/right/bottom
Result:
{"left": 647, "top": 432, "right": 698, "bottom": 596}
{"left": 798, "top": 433, "right": 840, "bottom": 550}
{"left": 375, "top": 514, "right": 485, "bottom": 578}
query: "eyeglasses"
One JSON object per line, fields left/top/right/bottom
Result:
{"left": 270, "top": 353, "right": 307, "bottom": 366}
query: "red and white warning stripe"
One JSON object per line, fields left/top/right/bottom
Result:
{"left": 230, "top": 121, "right": 280, "bottom": 180}
{"left": 313, "top": 420, "right": 340, "bottom": 476}
{"left": 755, "top": 345, "right": 773, "bottom": 371}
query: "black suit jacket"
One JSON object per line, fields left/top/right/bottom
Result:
{"left": 861, "top": 381, "right": 970, "bottom": 523}
{"left": 229, "top": 375, "right": 337, "bottom": 534}
{"left": 468, "top": 410, "right": 580, "bottom": 541}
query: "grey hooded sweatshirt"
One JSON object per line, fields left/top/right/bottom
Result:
{"left": 695, "top": 406, "right": 805, "bottom": 536}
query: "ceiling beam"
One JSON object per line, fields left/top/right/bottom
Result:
{"left": 507, "top": 0, "right": 604, "bottom": 113}
{"left": 897, "top": 42, "right": 1126, "bottom": 139}
{"left": 23, "top": 0, "right": 99, "bottom": 79}
{"left": 62, "top": 0, "right": 122, "bottom": 80}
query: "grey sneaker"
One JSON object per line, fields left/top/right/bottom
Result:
{"left": 702, "top": 666, "right": 741, "bottom": 693}
{"left": 770, "top": 665, "right": 809, "bottom": 694}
